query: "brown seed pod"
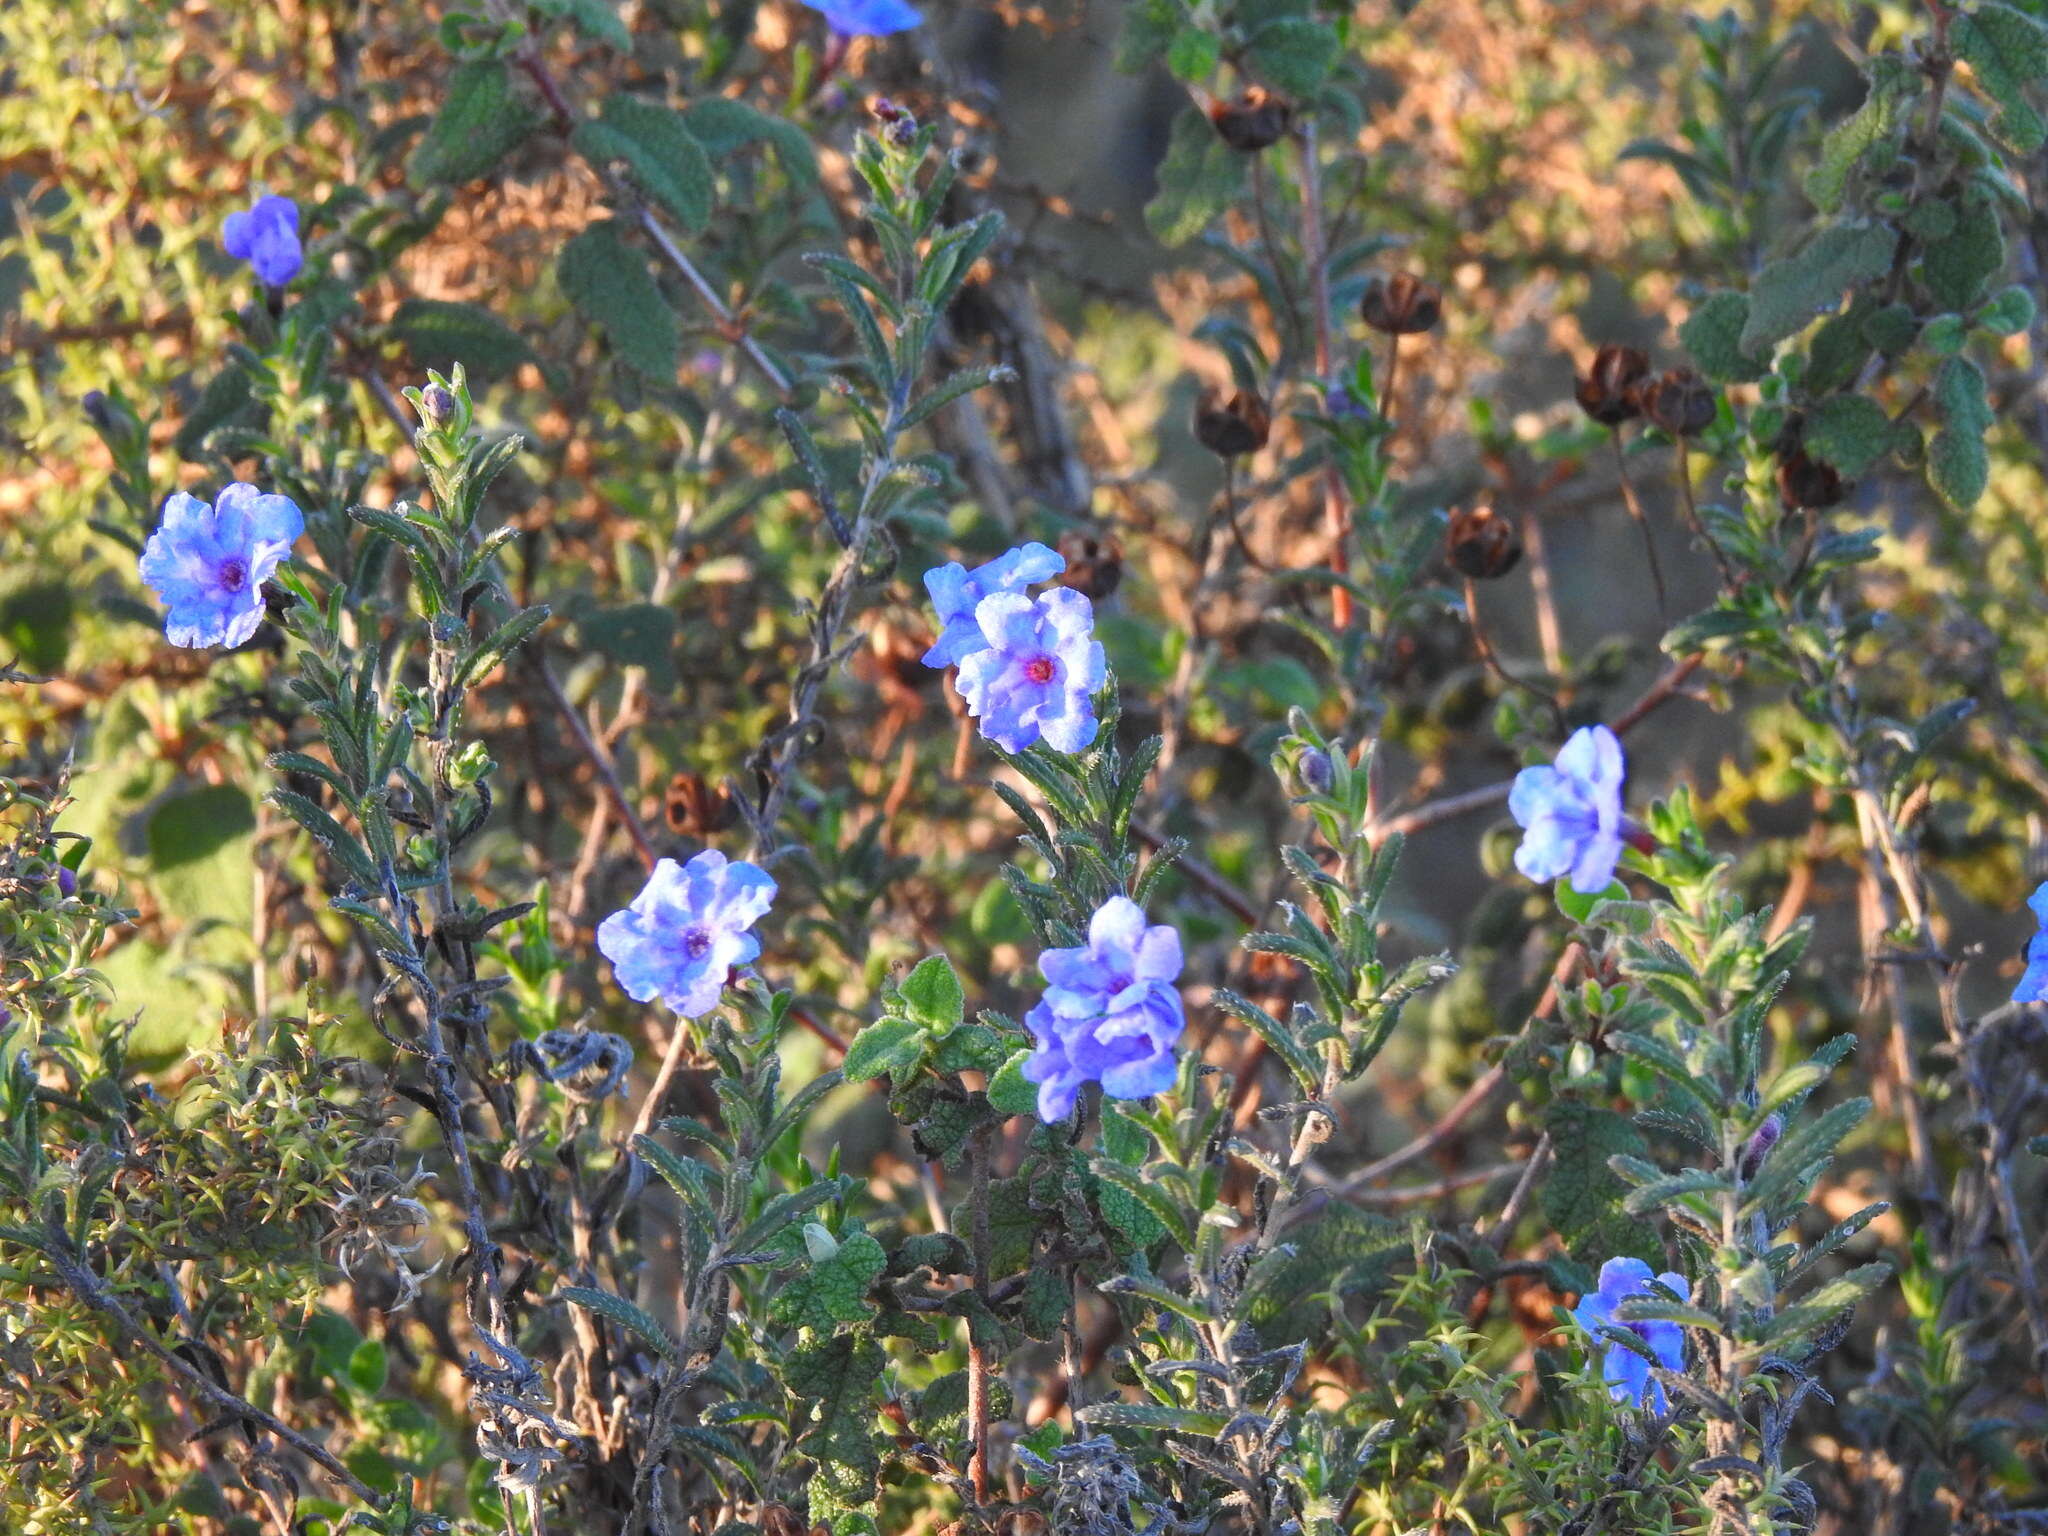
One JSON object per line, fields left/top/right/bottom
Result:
{"left": 1776, "top": 447, "right": 1844, "bottom": 511}
{"left": 760, "top": 1506, "right": 805, "bottom": 1536}
{"left": 1635, "top": 366, "right": 1717, "bottom": 436}
{"left": 1055, "top": 527, "right": 1124, "bottom": 600}
{"left": 664, "top": 771, "right": 738, "bottom": 837}
{"left": 1208, "top": 87, "right": 1293, "bottom": 151}
{"left": 1574, "top": 344, "right": 1649, "bottom": 427}
{"left": 1193, "top": 386, "right": 1271, "bottom": 458}
{"left": 1445, "top": 504, "right": 1523, "bottom": 580}
{"left": 1359, "top": 272, "right": 1442, "bottom": 335}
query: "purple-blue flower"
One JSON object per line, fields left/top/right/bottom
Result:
{"left": 1022, "top": 896, "right": 1185, "bottom": 1122}
{"left": 1569, "top": 1256, "right": 1690, "bottom": 1412}
{"left": 2014, "top": 880, "right": 2048, "bottom": 1003}
{"left": 955, "top": 588, "right": 1105, "bottom": 754}
{"left": 222, "top": 195, "right": 303, "bottom": 288}
{"left": 597, "top": 850, "right": 776, "bottom": 1019}
{"left": 804, "top": 0, "right": 922, "bottom": 35}
{"left": 922, "top": 542, "right": 1065, "bottom": 668}
{"left": 138, "top": 483, "right": 304, "bottom": 649}
{"left": 1508, "top": 724, "right": 1626, "bottom": 894}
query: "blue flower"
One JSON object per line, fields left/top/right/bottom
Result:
{"left": 922, "top": 542, "right": 1066, "bottom": 668}
{"left": 1022, "top": 896, "right": 1185, "bottom": 1122}
{"left": 1509, "top": 724, "right": 1626, "bottom": 893}
{"left": 2014, "top": 880, "right": 2048, "bottom": 1003}
{"left": 138, "top": 483, "right": 304, "bottom": 649}
{"left": 1569, "top": 1257, "right": 1690, "bottom": 1412}
{"left": 222, "top": 195, "right": 303, "bottom": 288}
{"left": 955, "top": 588, "right": 1105, "bottom": 754}
{"left": 804, "top": 0, "right": 922, "bottom": 35}
{"left": 597, "top": 850, "right": 776, "bottom": 1018}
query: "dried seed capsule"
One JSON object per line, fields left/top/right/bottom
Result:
{"left": 1055, "top": 527, "right": 1124, "bottom": 600}
{"left": 1193, "top": 386, "right": 1271, "bottom": 458}
{"left": 1445, "top": 503, "right": 1523, "bottom": 579}
{"left": 1574, "top": 343, "right": 1649, "bottom": 426}
{"left": 1635, "top": 366, "right": 1717, "bottom": 436}
{"left": 664, "top": 771, "right": 738, "bottom": 836}
{"left": 1360, "top": 272, "right": 1442, "bottom": 335}
{"left": 1208, "top": 87, "right": 1293, "bottom": 151}
{"left": 1776, "top": 446, "right": 1844, "bottom": 511}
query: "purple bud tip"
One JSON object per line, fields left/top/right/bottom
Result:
{"left": 56, "top": 866, "right": 77, "bottom": 898}
{"left": 1741, "top": 1113, "right": 1784, "bottom": 1178}
{"left": 1297, "top": 748, "right": 1333, "bottom": 795}
{"left": 420, "top": 384, "right": 458, "bottom": 427}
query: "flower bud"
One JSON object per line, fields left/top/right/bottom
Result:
{"left": 1741, "top": 1113, "right": 1784, "bottom": 1179}
{"left": 1193, "top": 387, "right": 1270, "bottom": 459}
{"left": 1573, "top": 344, "right": 1648, "bottom": 427}
{"left": 1776, "top": 446, "right": 1844, "bottom": 511}
{"left": 56, "top": 866, "right": 77, "bottom": 898}
{"left": 801, "top": 1222, "right": 840, "bottom": 1262}
{"left": 1055, "top": 527, "right": 1124, "bottom": 600}
{"left": 1359, "top": 272, "right": 1442, "bottom": 336}
{"left": 1445, "top": 503, "right": 1522, "bottom": 580}
{"left": 420, "top": 383, "right": 458, "bottom": 429}
{"left": 1295, "top": 747, "right": 1333, "bottom": 796}
{"left": 1635, "top": 367, "right": 1717, "bottom": 436}
{"left": 1208, "top": 87, "right": 1292, "bottom": 151}
{"left": 82, "top": 390, "right": 113, "bottom": 432}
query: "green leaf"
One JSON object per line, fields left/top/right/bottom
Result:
{"left": 899, "top": 954, "right": 965, "bottom": 1030}
{"left": 1092, "top": 1159, "right": 1193, "bottom": 1251}
{"left": 987, "top": 1049, "right": 1040, "bottom": 1118}
{"left": 410, "top": 60, "right": 540, "bottom": 185}
{"left": 579, "top": 602, "right": 677, "bottom": 687}
{"left": 1167, "top": 28, "right": 1221, "bottom": 81}
{"left": 1556, "top": 879, "right": 1628, "bottom": 927}
{"left": 575, "top": 96, "right": 714, "bottom": 231}
{"left": 1145, "top": 107, "right": 1247, "bottom": 246}
{"left": 930, "top": 1022, "right": 1005, "bottom": 1076}
{"left": 1247, "top": 17, "right": 1340, "bottom": 95}
{"left": 1078, "top": 1402, "right": 1231, "bottom": 1436}
{"left": 769, "top": 1228, "right": 887, "bottom": 1330}
{"left": 269, "top": 788, "right": 379, "bottom": 888}
{"left": 1978, "top": 283, "right": 2037, "bottom": 336}
{"left": 559, "top": 222, "right": 679, "bottom": 379}
{"left": 346, "top": 1337, "right": 388, "bottom": 1395}
{"left": 559, "top": 1285, "right": 679, "bottom": 1362}
{"left": 680, "top": 98, "right": 819, "bottom": 183}
{"left": 1679, "top": 291, "right": 1768, "bottom": 384}
{"left": 455, "top": 605, "right": 550, "bottom": 687}
{"left": 1805, "top": 63, "right": 1907, "bottom": 213}
{"left": 1214, "top": 987, "right": 1321, "bottom": 1097}
{"left": 1239, "top": 1206, "right": 1407, "bottom": 1340}
{"left": 1927, "top": 355, "right": 1992, "bottom": 510}
{"left": 1542, "top": 1101, "right": 1661, "bottom": 1264}
{"left": 1953, "top": 2, "right": 2048, "bottom": 154}
{"left": 841, "top": 1016, "right": 926, "bottom": 1085}
{"left": 1741, "top": 222, "right": 1898, "bottom": 356}
{"left": 785, "top": 1331, "right": 885, "bottom": 1505}
{"left": 1113, "top": 0, "right": 1182, "bottom": 73}
{"left": 1920, "top": 189, "right": 2004, "bottom": 313}
{"left": 387, "top": 299, "right": 536, "bottom": 384}
{"left": 1802, "top": 394, "right": 1892, "bottom": 477}
{"left": 533, "top": 0, "right": 632, "bottom": 50}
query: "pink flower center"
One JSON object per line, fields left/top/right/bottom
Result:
{"left": 1022, "top": 655, "right": 1055, "bottom": 684}
{"left": 681, "top": 925, "right": 713, "bottom": 961}
{"left": 218, "top": 558, "right": 249, "bottom": 593}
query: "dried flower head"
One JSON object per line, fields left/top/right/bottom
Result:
{"left": 1193, "top": 387, "right": 1271, "bottom": 458}
{"left": 664, "top": 770, "right": 738, "bottom": 836}
{"left": 1360, "top": 272, "right": 1442, "bottom": 335}
{"left": 1208, "top": 87, "right": 1293, "bottom": 151}
{"left": 1777, "top": 445, "right": 1845, "bottom": 511}
{"left": 1445, "top": 504, "right": 1523, "bottom": 579}
{"left": 1635, "top": 366, "right": 1717, "bottom": 436}
{"left": 1056, "top": 527, "right": 1124, "bottom": 600}
{"left": 1574, "top": 344, "right": 1649, "bottom": 427}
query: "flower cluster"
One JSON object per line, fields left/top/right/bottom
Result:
{"left": 924, "top": 543, "right": 1106, "bottom": 755}
{"left": 1023, "top": 895, "right": 1185, "bottom": 1121}
{"left": 139, "top": 483, "right": 305, "bottom": 649}
{"left": 1570, "top": 1257, "right": 1690, "bottom": 1412}
{"left": 222, "top": 195, "right": 303, "bottom": 288}
{"left": 1509, "top": 724, "right": 1627, "bottom": 894}
{"left": 597, "top": 850, "right": 776, "bottom": 1018}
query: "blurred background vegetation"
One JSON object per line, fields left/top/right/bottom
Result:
{"left": 4, "top": 0, "right": 2048, "bottom": 1530}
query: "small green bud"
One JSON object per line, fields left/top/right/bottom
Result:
{"left": 801, "top": 1222, "right": 839, "bottom": 1263}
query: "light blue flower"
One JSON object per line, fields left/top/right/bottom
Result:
{"left": 954, "top": 588, "right": 1105, "bottom": 754}
{"left": 1509, "top": 724, "right": 1626, "bottom": 893}
{"left": 804, "top": 0, "right": 922, "bottom": 35}
{"left": 2014, "top": 880, "right": 2048, "bottom": 1003}
{"left": 138, "top": 483, "right": 304, "bottom": 649}
{"left": 598, "top": 850, "right": 776, "bottom": 1019}
{"left": 222, "top": 195, "right": 303, "bottom": 288}
{"left": 1022, "top": 896, "right": 1184, "bottom": 1122}
{"left": 1569, "top": 1256, "right": 1690, "bottom": 1412}
{"left": 922, "top": 542, "right": 1065, "bottom": 668}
